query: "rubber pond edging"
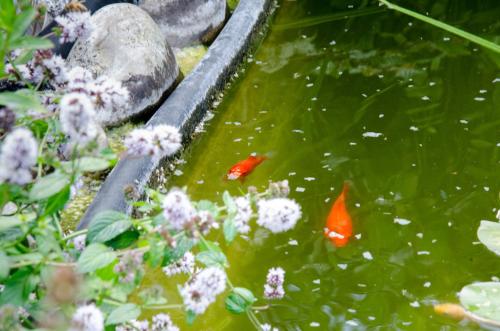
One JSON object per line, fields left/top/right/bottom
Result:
{"left": 77, "top": 0, "right": 274, "bottom": 229}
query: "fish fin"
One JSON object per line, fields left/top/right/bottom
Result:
{"left": 342, "top": 181, "right": 349, "bottom": 195}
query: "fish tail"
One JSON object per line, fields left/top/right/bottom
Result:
{"left": 342, "top": 181, "right": 349, "bottom": 195}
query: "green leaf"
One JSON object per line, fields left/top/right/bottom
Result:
{"left": 9, "top": 36, "right": 53, "bottom": 51}
{"left": 162, "top": 235, "right": 194, "bottom": 266}
{"left": 105, "top": 230, "right": 139, "bottom": 250}
{"left": 139, "top": 286, "right": 167, "bottom": 305}
{"left": 11, "top": 8, "right": 36, "bottom": 39}
{"left": 197, "top": 200, "right": 219, "bottom": 217}
{"left": 186, "top": 310, "right": 196, "bottom": 325}
{"left": 71, "top": 157, "right": 111, "bottom": 173}
{"left": 225, "top": 292, "right": 248, "bottom": 314}
{"left": 233, "top": 287, "right": 256, "bottom": 305}
{"left": 222, "top": 191, "right": 237, "bottom": 214}
{"left": 146, "top": 236, "right": 166, "bottom": 268}
{"left": 29, "top": 171, "right": 70, "bottom": 201}
{"left": 477, "top": 221, "right": 500, "bottom": 255}
{"left": 198, "top": 239, "right": 222, "bottom": 253}
{"left": 77, "top": 243, "right": 116, "bottom": 273}
{"left": 87, "top": 211, "right": 132, "bottom": 244}
{"left": 0, "top": 251, "right": 10, "bottom": 280}
{"left": 105, "top": 303, "right": 140, "bottom": 325}
{"left": 0, "top": 215, "right": 22, "bottom": 231}
{"left": 196, "top": 250, "right": 228, "bottom": 268}
{"left": 0, "top": 268, "right": 37, "bottom": 307}
{"left": 0, "top": 90, "right": 45, "bottom": 112}
{"left": 459, "top": 282, "right": 500, "bottom": 322}
{"left": 43, "top": 185, "right": 70, "bottom": 216}
{"left": 223, "top": 217, "right": 238, "bottom": 244}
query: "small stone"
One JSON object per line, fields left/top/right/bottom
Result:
{"left": 139, "top": 0, "right": 227, "bottom": 48}
{"left": 67, "top": 4, "right": 180, "bottom": 126}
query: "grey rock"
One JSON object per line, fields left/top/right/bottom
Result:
{"left": 139, "top": 0, "right": 227, "bottom": 48}
{"left": 67, "top": 3, "right": 180, "bottom": 126}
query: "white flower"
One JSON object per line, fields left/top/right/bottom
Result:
{"left": 263, "top": 267, "right": 285, "bottom": 300}
{"left": 43, "top": 55, "right": 68, "bottom": 88}
{"left": 180, "top": 267, "right": 227, "bottom": 314}
{"left": 151, "top": 125, "right": 182, "bottom": 157}
{"left": 114, "top": 250, "right": 144, "bottom": 283}
{"left": 69, "top": 304, "right": 104, "bottom": 331}
{"left": 116, "top": 320, "right": 149, "bottom": 331}
{"left": 124, "top": 128, "right": 156, "bottom": 156}
{"left": 257, "top": 198, "right": 301, "bottom": 233}
{"left": 0, "top": 128, "right": 38, "bottom": 185}
{"left": 152, "top": 313, "right": 179, "bottom": 331}
{"left": 125, "top": 126, "right": 182, "bottom": 159}
{"left": 71, "top": 234, "right": 86, "bottom": 252}
{"left": 234, "top": 196, "right": 252, "bottom": 234}
{"left": 66, "top": 66, "right": 94, "bottom": 93}
{"left": 263, "top": 284, "right": 285, "bottom": 300}
{"left": 266, "top": 267, "right": 285, "bottom": 286}
{"left": 162, "top": 189, "right": 196, "bottom": 230}
{"left": 59, "top": 92, "right": 98, "bottom": 144}
{"left": 162, "top": 251, "right": 195, "bottom": 276}
{"left": 261, "top": 323, "right": 279, "bottom": 331}
{"left": 55, "top": 11, "right": 92, "bottom": 43}
{"left": 87, "top": 75, "right": 129, "bottom": 113}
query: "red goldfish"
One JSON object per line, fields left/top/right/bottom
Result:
{"left": 227, "top": 155, "right": 266, "bottom": 181}
{"left": 324, "top": 182, "right": 353, "bottom": 247}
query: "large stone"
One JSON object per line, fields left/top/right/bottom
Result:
{"left": 67, "top": 3, "right": 180, "bottom": 126}
{"left": 138, "top": 0, "right": 227, "bottom": 48}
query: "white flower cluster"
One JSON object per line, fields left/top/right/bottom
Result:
{"left": 125, "top": 125, "right": 182, "bottom": 159}
{"left": 116, "top": 314, "right": 178, "bottom": 331}
{"left": 180, "top": 267, "right": 227, "bottom": 314}
{"left": 263, "top": 267, "right": 285, "bottom": 300}
{"left": 116, "top": 320, "right": 148, "bottom": 331}
{"left": 43, "top": 0, "right": 69, "bottom": 17}
{"left": 71, "top": 234, "right": 86, "bottom": 252}
{"left": 161, "top": 188, "right": 196, "bottom": 230}
{"left": 257, "top": 198, "right": 301, "bottom": 233}
{"left": 55, "top": 11, "right": 92, "bottom": 43}
{"left": 69, "top": 304, "right": 104, "bottom": 331}
{"left": 152, "top": 313, "right": 179, "bottom": 331}
{"left": 4, "top": 50, "right": 62, "bottom": 86}
{"left": 162, "top": 251, "right": 195, "bottom": 277}
{"left": 233, "top": 196, "right": 252, "bottom": 234}
{"left": 113, "top": 250, "right": 144, "bottom": 283}
{"left": 0, "top": 128, "right": 38, "bottom": 185}
{"left": 60, "top": 92, "right": 99, "bottom": 144}
{"left": 87, "top": 75, "right": 130, "bottom": 113}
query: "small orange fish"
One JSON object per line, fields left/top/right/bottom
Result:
{"left": 227, "top": 155, "right": 266, "bottom": 181}
{"left": 324, "top": 182, "right": 353, "bottom": 247}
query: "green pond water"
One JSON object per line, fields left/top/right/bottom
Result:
{"left": 145, "top": 0, "right": 500, "bottom": 329}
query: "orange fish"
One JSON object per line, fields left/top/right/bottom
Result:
{"left": 324, "top": 182, "right": 353, "bottom": 247}
{"left": 227, "top": 155, "right": 266, "bottom": 181}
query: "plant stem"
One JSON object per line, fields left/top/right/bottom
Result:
{"left": 63, "top": 229, "right": 88, "bottom": 240}
{"left": 378, "top": 0, "right": 500, "bottom": 53}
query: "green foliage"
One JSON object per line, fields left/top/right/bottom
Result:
{"left": 477, "top": 221, "right": 500, "bottom": 255}
{"left": 87, "top": 211, "right": 132, "bottom": 244}
{"left": 77, "top": 243, "right": 117, "bottom": 273}
{"left": 225, "top": 288, "right": 255, "bottom": 314}
{"left": 106, "top": 304, "right": 141, "bottom": 325}
{"left": 29, "top": 171, "right": 70, "bottom": 201}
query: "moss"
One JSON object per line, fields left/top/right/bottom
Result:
{"left": 227, "top": 0, "right": 239, "bottom": 11}
{"left": 174, "top": 45, "right": 208, "bottom": 75}
{"left": 60, "top": 122, "right": 142, "bottom": 233}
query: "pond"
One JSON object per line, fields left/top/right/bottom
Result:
{"left": 145, "top": 0, "right": 500, "bottom": 329}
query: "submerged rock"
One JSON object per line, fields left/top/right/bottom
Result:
{"left": 138, "top": 0, "right": 227, "bottom": 48}
{"left": 174, "top": 45, "right": 208, "bottom": 75}
{"left": 67, "top": 3, "right": 180, "bottom": 126}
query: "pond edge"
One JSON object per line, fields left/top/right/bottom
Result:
{"left": 78, "top": 0, "right": 274, "bottom": 229}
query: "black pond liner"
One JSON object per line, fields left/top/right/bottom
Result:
{"left": 78, "top": 0, "right": 274, "bottom": 229}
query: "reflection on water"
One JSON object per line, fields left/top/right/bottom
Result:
{"left": 148, "top": 0, "right": 500, "bottom": 329}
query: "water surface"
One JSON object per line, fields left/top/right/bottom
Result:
{"left": 148, "top": 1, "right": 500, "bottom": 329}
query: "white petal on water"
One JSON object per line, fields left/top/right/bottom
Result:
{"left": 429, "top": 81, "right": 436, "bottom": 86}
{"left": 479, "top": 89, "right": 487, "bottom": 94}
{"left": 362, "top": 251, "right": 373, "bottom": 260}
{"left": 324, "top": 197, "right": 330, "bottom": 203}
{"left": 379, "top": 113, "right": 384, "bottom": 118}
{"left": 329, "top": 40, "right": 336, "bottom": 45}
{"left": 173, "top": 169, "right": 183, "bottom": 176}
{"left": 312, "top": 279, "right": 320, "bottom": 284}
{"left": 355, "top": 203, "right": 361, "bottom": 208}
{"left": 323, "top": 152, "right": 331, "bottom": 157}
{"left": 410, "top": 301, "right": 420, "bottom": 308}
{"left": 288, "top": 239, "right": 298, "bottom": 246}
{"left": 423, "top": 282, "right": 431, "bottom": 288}
{"left": 355, "top": 234, "right": 362, "bottom": 240}
{"left": 493, "top": 78, "right": 500, "bottom": 83}
{"left": 346, "top": 321, "right": 358, "bottom": 326}
{"left": 304, "top": 177, "right": 316, "bottom": 181}
{"left": 409, "top": 126, "right": 419, "bottom": 131}
{"left": 289, "top": 172, "right": 296, "bottom": 176}
{"left": 416, "top": 233, "right": 423, "bottom": 238}
{"left": 348, "top": 308, "right": 357, "bottom": 313}
{"left": 417, "top": 251, "right": 430, "bottom": 255}
{"left": 394, "top": 217, "right": 411, "bottom": 225}
{"left": 337, "top": 264, "right": 348, "bottom": 270}
{"left": 362, "top": 132, "right": 383, "bottom": 138}
{"left": 368, "top": 316, "right": 376, "bottom": 321}
{"left": 233, "top": 138, "right": 242, "bottom": 142}
{"left": 292, "top": 129, "right": 304, "bottom": 134}
{"left": 459, "top": 119, "right": 468, "bottom": 124}
{"left": 349, "top": 142, "right": 357, "bottom": 145}
{"left": 306, "top": 83, "right": 314, "bottom": 88}
{"left": 484, "top": 186, "right": 490, "bottom": 192}
{"left": 474, "top": 97, "right": 485, "bottom": 101}
{"left": 421, "top": 96, "right": 430, "bottom": 101}
{"left": 196, "top": 180, "right": 204, "bottom": 184}
{"left": 296, "top": 187, "right": 305, "bottom": 192}
{"left": 310, "top": 322, "right": 320, "bottom": 327}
